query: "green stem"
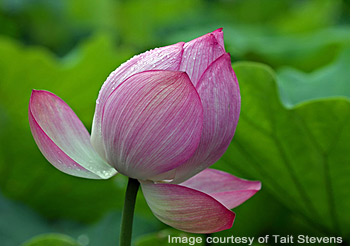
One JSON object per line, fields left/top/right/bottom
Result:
{"left": 119, "top": 178, "right": 140, "bottom": 246}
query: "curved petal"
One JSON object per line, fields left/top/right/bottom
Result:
{"left": 179, "top": 30, "right": 226, "bottom": 87}
{"left": 172, "top": 54, "right": 241, "bottom": 183}
{"left": 101, "top": 70, "right": 203, "bottom": 180}
{"left": 91, "top": 42, "right": 185, "bottom": 158}
{"left": 180, "top": 169, "right": 261, "bottom": 209}
{"left": 141, "top": 181, "right": 235, "bottom": 233}
{"left": 29, "top": 90, "right": 117, "bottom": 179}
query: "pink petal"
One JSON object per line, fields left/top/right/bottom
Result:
{"left": 212, "top": 28, "right": 225, "bottom": 50}
{"left": 179, "top": 30, "right": 226, "bottom": 87}
{"left": 181, "top": 169, "right": 261, "bottom": 209}
{"left": 29, "top": 90, "right": 117, "bottom": 179}
{"left": 101, "top": 70, "right": 203, "bottom": 180}
{"left": 91, "top": 42, "right": 184, "bottom": 158}
{"left": 141, "top": 181, "right": 235, "bottom": 233}
{"left": 172, "top": 53, "right": 241, "bottom": 183}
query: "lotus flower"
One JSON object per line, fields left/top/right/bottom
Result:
{"left": 29, "top": 29, "right": 261, "bottom": 233}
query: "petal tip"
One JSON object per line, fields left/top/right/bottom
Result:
{"left": 211, "top": 28, "right": 225, "bottom": 50}
{"left": 31, "top": 89, "right": 47, "bottom": 95}
{"left": 30, "top": 89, "right": 55, "bottom": 102}
{"left": 207, "top": 209, "right": 235, "bottom": 233}
{"left": 225, "top": 210, "right": 236, "bottom": 230}
{"left": 30, "top": 89, "right": 41, "bottom": 99}
{"left": 212, "top": 27, "right": 223, "bottom": 33}
{"left": 256, "top": 181, "right": 262, "bottom": 190}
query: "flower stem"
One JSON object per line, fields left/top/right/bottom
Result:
{"left": 119, "top": 178, "right": 140, "bottom": 246}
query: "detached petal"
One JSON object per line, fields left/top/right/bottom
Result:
{"left": 180, "top": 30, "right": 225, "bottom": 87}
{"left": 102, "top": 70, "right": 203, "bottom": 180}
{"left": 181, "top": 169, "right": 261, "bottom": 209}
{"left": 141, "top": 181, "right": 235, "bottom": 233}
{"left": 91, "top": 42, "right": 184, "bottom": 158}
{"left": 173, "top": 54, "right": 241, "bottom": 183}
{"left": 29, "top": 90, "right": 117, "bottom": 179}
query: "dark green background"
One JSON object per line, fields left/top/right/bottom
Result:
{"left": 0, "top": 0, "right": 350, "bottom": 245}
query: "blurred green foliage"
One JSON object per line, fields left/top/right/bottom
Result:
{"left": 0, "top": 0, "right": 349, "bottom": 245}
{"left": 0, "top": 191, "right": 159, "bottom": 246}
{"left": 277, "top": 48, "right": 349, "bottom": 107}
{"left": 22, "top": 233, "right": 80, "bottom": 246}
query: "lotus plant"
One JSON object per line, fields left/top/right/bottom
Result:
{"left": 29, "top": 29, "right": 261, "bottom": 245}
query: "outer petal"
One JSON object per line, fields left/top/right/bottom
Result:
{"left": 29, "top": 90, "right": 117, "bottom": 179}
{"left": 179, "top": 30, "right": 226, "bottom": 87}
{"left": 141, "top": 181, "right": 235, "bottom": 233}
{"left": 101, "top": 70, "right": 203, "bottom": 180}
{"left": 180, "top": 169, "right": 261, "bottom": 209}
{"left": 212, "top": 28, "right": 225, "bottom": 50}
{"left": 172, "top": 53, "right": 241, "bottom": 183}
{"left": 91, "top": 42, "right": 184, "bottom": 158}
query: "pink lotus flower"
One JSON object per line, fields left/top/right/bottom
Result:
{"left": 29, "top": 29, "right": 261, "bottom": 233}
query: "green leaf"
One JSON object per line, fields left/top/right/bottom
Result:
{"left": 214, "top": 62, "right": 349, "bottom": 238}
{"left": 22, "top": 233, "right": 79, "bottom": 246}
{"left": 0, "top": 191, "right": 159, "bottom": 246}
{"left": 0, "top": 192, "right": 52, "bottom": 246}
{"left": 277, "top": 48, "right": 350, "bottom": 107}
{"left": 225, "top": 26, "right": 349, "bottom": 72}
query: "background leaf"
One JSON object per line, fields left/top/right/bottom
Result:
{"left": 277, "top": 48, "right": 350, "bottom": 107}
{"left": 22, "top": 234, "right": 79, "bottom": 246}
{"left": 214, "top": 62, "right": 349, "bottom": 238}
{"left": 0, "top": 192, "right": 159, "bottom": 246}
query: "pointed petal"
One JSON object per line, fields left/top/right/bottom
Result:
{"left": 181, "top": 169, "right": 261, "bottom": 209}
{"left": 101, "top": 70, "right": 203, "bottom": 180}
{"left": 29, "top": 90, "right": 117, "bottom": 179}
{"left": 91, "top": 42, "right": 185, "bottom": 158}
{"left": 141, "top": 181, "right": 235, "bottom": 233}
{"left": 173, "top": 54, "right": 241, "bottom": 183}
{"left": 179, "top": 31, "right": 225, "bottom": 87}
{"left": 212, "top": 28, "right": 225, "bottom": 50}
